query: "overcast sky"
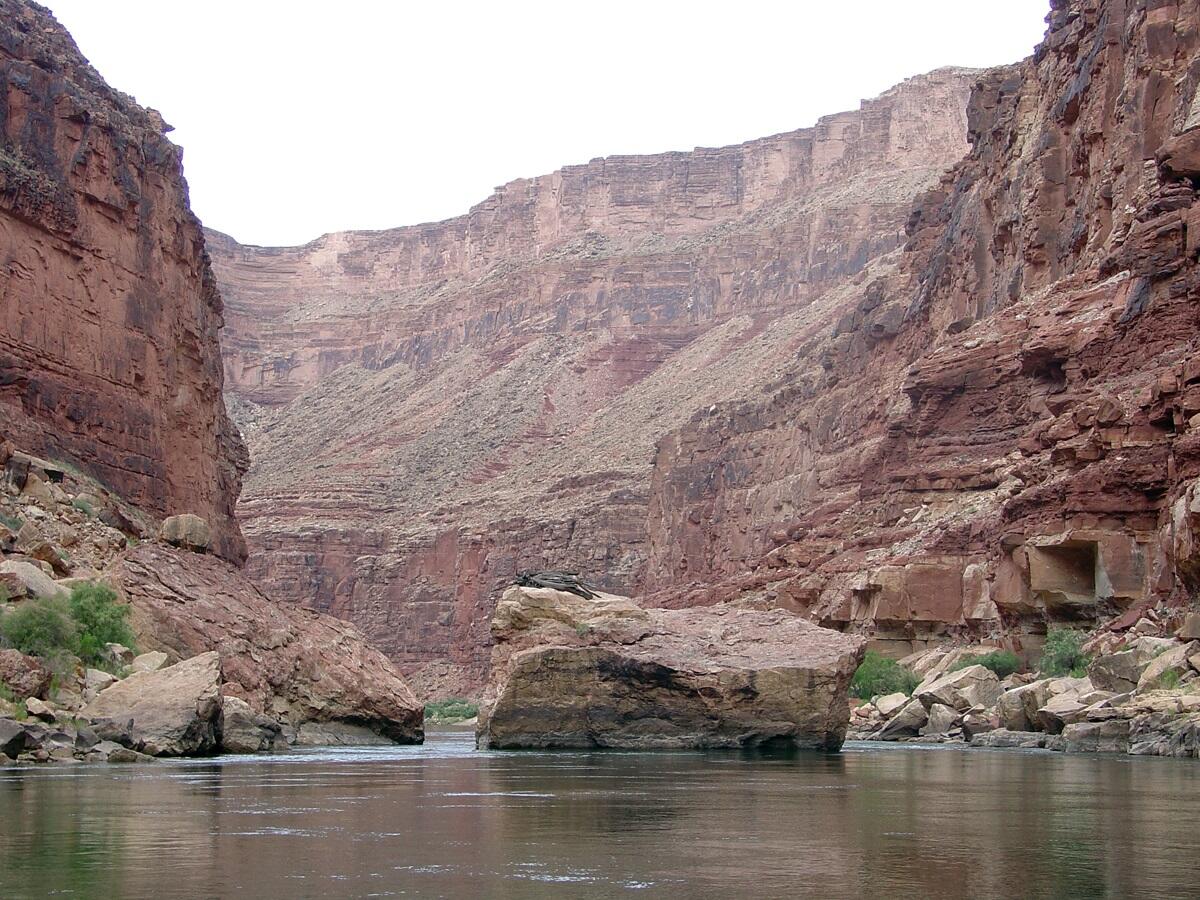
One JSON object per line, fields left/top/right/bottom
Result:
{"left": 44, "top": 1, "right": 1050, "bottom": 247}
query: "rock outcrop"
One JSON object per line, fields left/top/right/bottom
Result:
{"left": 212, "top": 68, "right": 979, "bottom": 693}
{"left": 82, "top": 651, "right": 222, "bottom": 757}
{"left": 0, "top": 0, "right": 246, "bottom": 562}
{"left": 477, "top": 586, "right": 865, "bottom": 749}
{"left": 114, "top": 543, "right": 424, "bottom": 744}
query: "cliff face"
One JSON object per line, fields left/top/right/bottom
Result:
{"left": 644, "top": 0, "right": 1200, "bottom": 650}
{"left": 0, "top": 0, "right": 245, "bottom": 561}
{"left": 213, "top": 68, "right": 977, "bottom": 695}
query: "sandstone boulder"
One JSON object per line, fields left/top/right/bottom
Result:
{"left": 1062, "top": 720, "right": 1130, "bottom": 754}
{"left": 477, "top": 586, "right": 864, "bottom": 750}
{"left": 129, "top": 651, "right": 168, "bottom": 674}
{"left": 969, "top": 729, "right": 1047, "bottom": 750}
{"left": 219, "top": 696, "right": 283, "bottom": 753}
{"left": 114, "top": 544, "right": 422, "bottom": 744}
{"left": 82, "top": 651, "right": 221, "bottom": 756}
{"left": 913, "top": 665, "right": 1003, "bottom": 712}
{"left": 24, "top": 697, "right": 55, "bottom": 722}
{"left": 0, "top": 649, "right": 52, "bottom": 700}
{"left": 1136, "top": 642, "right": 1199, "bottom": 693}
{"left": 0, "top": 560, "right": 68, "bottom": 600}
{"left": 83, "top": 668, "right": 118, "bottom": 699}
{"left": 921, "top": 703, "right": 960, "bottom": 736}
{"left": 878, "top": 698, "right": 929, "bottom": 740}
{"left": 875, "top": 692, "right": 910, "bottom": 717}
{"left": 159, "top": 515, "right": 212, "bottom": 553}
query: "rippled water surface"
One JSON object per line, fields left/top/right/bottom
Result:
{"left": 2, "top": 729, "right": 1200, "bottom": 898}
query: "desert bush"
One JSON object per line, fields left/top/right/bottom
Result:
{"left": 0, "top": 597, "right": 78, "bottom": 659}
{"left": 424, "top": 698, "right": 479, "bottom": 723}
{"left": 68, "top": 583, "right": 135, "bottom": 665}
{"left": 850, "top": 651, "right": 920, "bottom": 700}
{"left": 1038, "top": 629, "right": 1091, "bottom": 677}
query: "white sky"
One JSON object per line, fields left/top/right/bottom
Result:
{"left": 44, "top": 1, "right": 1050, "bottom": 247}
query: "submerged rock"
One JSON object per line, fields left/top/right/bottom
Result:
{"left": 477, "top": 586, "right": 865, "bottom": 750}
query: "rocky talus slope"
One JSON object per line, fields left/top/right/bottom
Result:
{"left": 212, "top": 68, "right": 978, "bottom": 695}
{"left": 0, "top": 0, "right": 245, "bottom": 562}
{"left": 0, "top": 0, "right": 423, "bottom": 758}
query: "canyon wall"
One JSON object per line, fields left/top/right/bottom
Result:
{"left": 0, "top": 0, "right": 245, "bottom": 561}
{"left": 644, "top": 0, "right": 1200, "bottom": 654}
{"left": 216, "top": 0, "right": 1200, "bottom": 698}
{"left": 213, "top": 68, "right": 978, "bottom": 695}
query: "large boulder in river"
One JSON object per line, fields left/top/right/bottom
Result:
{"left": 112, "top": 544, "right": 423, "bottom": 744}
{"left": 477, "top": 586, "right": 865, "bottom": 750}
{"left": 82, "top": 651, "right": 221, "bottom": 756}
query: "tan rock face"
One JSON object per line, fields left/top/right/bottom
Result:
{"left": 82, "top": 651, "right": 222, "bottom": 757}
{"left": 477, "top": 586, "right": 865, "bottom": 750}
{"left": 0, "top": 0, "right": 246, "bottom": 563}
{"left": 114, "top": 543, "right": 423, "bottom": 743}
{"left": 213, "top": 69, "right": 978, "bottom": 692}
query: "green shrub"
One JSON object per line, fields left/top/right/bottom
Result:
{"left": 949, "top": 650, "right": 1021, "bottom": 679}
{"left": 0, "top": 582, "right": 135, "bottom": 667}
{"left": 424, "top": 698, "right": 479, "bottom": 723}
{"left": 70, "top": 498, "right": 95, "bottom": 516}
{"left": 68, "top": 583, "right": 136, "bottom": 665}
{"left": 1038, "top": 628, "right": 1091, "bottom": 678}
{"left": 0, "top": 597, "right": 78, "bottom": 659}
{"left": 0, "top": 512, "right": 20, "bottom": 532}
{"left": 850, "top": 651, "right": 920, "bottom": 700}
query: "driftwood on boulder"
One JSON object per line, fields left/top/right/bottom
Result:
{"left": 514, "top": 571, "right": 600, "bottom": 600}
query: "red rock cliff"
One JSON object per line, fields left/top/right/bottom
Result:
{"left": 644, "top": 0, "right": 1200, "bottom": 655}
{"left": 0, "top": 0, "right": 246, "bottom": 562}
{"left": 212, "top": 68, "right": 978, "bottom": 695}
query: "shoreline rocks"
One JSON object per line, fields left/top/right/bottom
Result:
{"left": 477, "top": 586, "right": 865, "bottom": 750}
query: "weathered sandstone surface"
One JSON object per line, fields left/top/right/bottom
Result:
{"left": 115, "top": 543, "right": 424, "bottom": 744}
{"left": 212, "top": 68, "right": 979, "bottom": 694}
{"left": 0, "top": 0, "right": 246, "bottom": 562}
{"left": 477, "top": 586, "right": 865, "bottom": 749}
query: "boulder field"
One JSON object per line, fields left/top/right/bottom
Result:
{"left": 850, "top": 625, "right": 1200, "bottom": 758}
{"left": 477, "top": 586, "right": 865, "bottom": 750}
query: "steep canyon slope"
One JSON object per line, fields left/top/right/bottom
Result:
{"left": 211, "top": 68, "right": 978, "bottom": 695}
{"left": 0, "top": 0, "right": 422, "bottom": 741}
{"left": 0, "top": 0, "right": 245, "bottom": 561}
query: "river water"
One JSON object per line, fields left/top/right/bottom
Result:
{"left": 2, "top": 729, "right": 1198, "bottom": 899}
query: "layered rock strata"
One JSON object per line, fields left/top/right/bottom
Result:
{"left": 477, "top": 586, "right": 865, "bottom": 749}
{"left": 0, "top": 0, "right": 245, "bottom": 562}
{"left": 213, "top": 68, "right": 979, "bottom": 693}
{"left": 640, "top": 0, "right": 1200, "bottom": 663}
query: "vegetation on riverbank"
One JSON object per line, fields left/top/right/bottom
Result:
{"left": 424, "top": 698, "right": 479, "bottom": 724}
{"left": 850, "top": 652, "right": 920, "bottom": 700}
{"left": 0, "top": 582, "right": 136, "bottom": 670}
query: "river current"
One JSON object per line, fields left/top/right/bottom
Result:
{"left": 2, "top": 729, "right": 1198, "bottom": 898}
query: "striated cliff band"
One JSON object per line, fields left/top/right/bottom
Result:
{"left": 0, "top": 0, "right": 422, "bottom": 751}
{"left": 216, "top": 0, "right": 1200, "bottom": 700}
{"left": 212, "top": 67, "right": 978, "bottom": 695}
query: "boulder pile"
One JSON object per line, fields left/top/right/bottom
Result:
{"left": 849, "top": 633, "right": 1200, "bottom": 758}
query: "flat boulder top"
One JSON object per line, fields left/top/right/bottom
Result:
{"left": 494, "top": 586, "right": 864, "bottom": 672}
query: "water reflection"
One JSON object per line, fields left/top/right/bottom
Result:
{"left": 0, "top": 733, "right": 1197, "bottom": 898}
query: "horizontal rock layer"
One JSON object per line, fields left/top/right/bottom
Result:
{"left": 213, "top": 68, "right": 978, "bottom": 693}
